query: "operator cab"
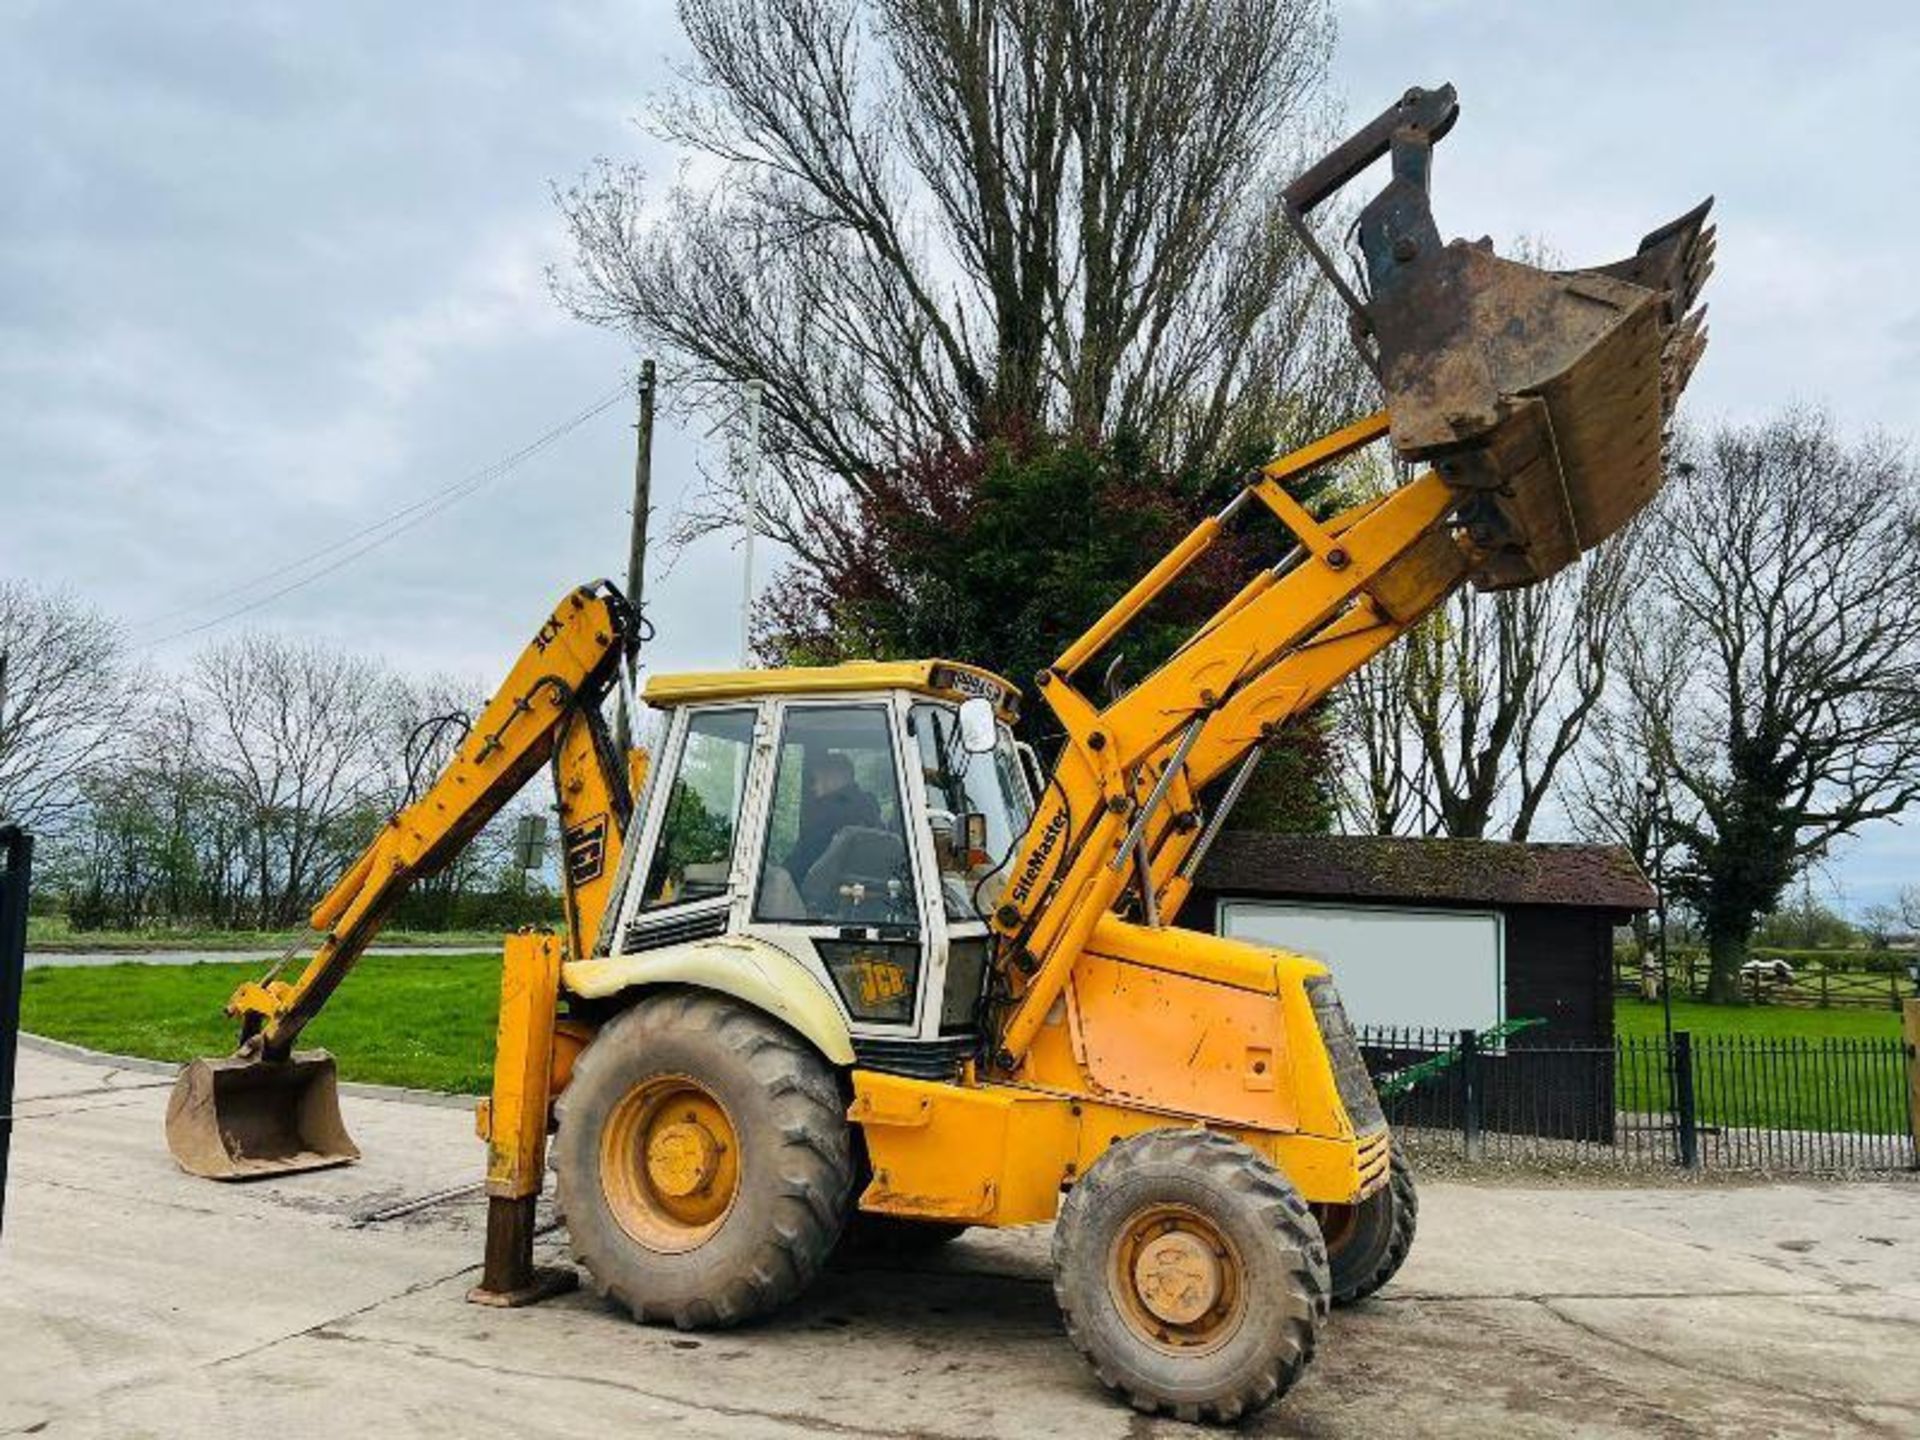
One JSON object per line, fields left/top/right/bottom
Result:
{"left": 614, "top": 660, "right": 1034, "bottom": 1077}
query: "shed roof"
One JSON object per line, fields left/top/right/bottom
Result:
{"left": 1195, "top": 833, "right": 1655, "bottom": 913}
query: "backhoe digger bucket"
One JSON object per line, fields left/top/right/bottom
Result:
{"left": 165, "top": 1050, "right": 359, "bottom": 1180}
{"left": 1286, "top": 84, "right": 1713, "bottom": 588}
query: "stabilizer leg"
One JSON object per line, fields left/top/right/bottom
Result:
{"left": 469, "top": 931, "right": 578, "bottom": 1307}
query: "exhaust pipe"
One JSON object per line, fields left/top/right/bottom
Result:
{"left": 1285, "top": 84, "right": 1713, "bottom": 589}
{"left": 165, "top": 1050, "right": 360, "bottom": 1180}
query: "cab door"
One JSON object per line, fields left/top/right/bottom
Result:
{"left": 616, "top": 702, "right": 764, "bottom": 953}
{"left": 740, "top": 698, "right": 934, "bottom": 1040}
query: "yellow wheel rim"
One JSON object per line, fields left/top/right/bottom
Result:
{"left": 600, "top": 1074, "right": 741, "bottom": 1253}
{"left": 1109, "top": 1203, "right": 1247, "bottom": 1355}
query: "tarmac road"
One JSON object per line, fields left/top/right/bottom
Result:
{"left": 25, "top": 945, "right": 482, "bottom": 969}
{"left": 3, "top": 1039, "right": 1917, "bottom": 1438}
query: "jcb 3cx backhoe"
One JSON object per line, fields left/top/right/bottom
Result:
{"left": 165, "top": 85, "right": 1711, "bottom": 1422}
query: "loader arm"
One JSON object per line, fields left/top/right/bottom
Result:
{"left": 225, "top": 581, "right": 638, "bottom": 1061}
{"left": 983, "top": 86, "right": 1713, "bottom": 1073}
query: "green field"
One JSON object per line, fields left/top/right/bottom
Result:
{"left": 21, "top": 952, "right": 502, "bottom": 1093}
{"left": 1616, "top": 998, "right": 1902, "bottom": 1041}
{"left": 1613, "top": 999, "right": 1909, "bottom": 1134}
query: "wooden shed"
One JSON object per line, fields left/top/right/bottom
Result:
{"left": 1183, "top": 833, "right": 1655, "bottom": 1043}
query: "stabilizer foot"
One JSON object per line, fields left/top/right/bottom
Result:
{"left": 467, "top": 1193, "right": 577, "bottom": 1308}
{"left": 467, "top": 1266, "right": 578, "bottom": 1309}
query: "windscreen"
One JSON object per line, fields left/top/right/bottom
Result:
{"left": 908, "top": 702, "right": 1033, "bottom": 923}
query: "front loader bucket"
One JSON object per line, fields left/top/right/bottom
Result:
{"left": 164, "top": 1051, "right": 359, "bottom": 1180}
{"left": 1287, "top": 85, "right": 1714, "bottom": 589}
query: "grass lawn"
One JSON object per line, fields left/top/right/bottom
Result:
{"left": 1613, "top": 998, "right": 1909, "bottom": 1135}
{"left": 1616, "top": 997, "right": 1902, "bottom": 1041}
{"left": 26, "top": 914, "right": 505, "bottom": 953}
{"left": 21, "top": 952, "right": 502, "bottom": 1093}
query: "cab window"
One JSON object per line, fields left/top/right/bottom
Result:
{"left": 909, "top": 702, "right": 1033, "bottom": 922}
{"left": 755, "top": 705, "right": 917, "bottom": 926}
{"left": 641, "top": 708, "right": 756, "bottom": 910}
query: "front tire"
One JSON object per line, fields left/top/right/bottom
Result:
{"left": 1320, "top": 1149, "right": 1418, "bottom": 1307}
{"left": 553, "top": 990, "right": 853, "bottom": 1329}
{"left": 1052, "top": 1129, "right": 1329, "bottom": 1425}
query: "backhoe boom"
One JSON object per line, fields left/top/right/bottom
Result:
{"left": 166, "top": 582, "right": 638, "bottom": 1178}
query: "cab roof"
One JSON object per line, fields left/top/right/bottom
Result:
{"left": 641, "top": 658, "right": 1020, "bottom": 720}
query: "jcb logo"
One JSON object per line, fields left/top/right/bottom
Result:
{"left": 851, "top": 954, "right": 909, "bottom": 1008}
{"left": 564, "top": 815, "right": 608, "bottom": 886}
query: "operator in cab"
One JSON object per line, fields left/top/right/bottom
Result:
{"left": 787, "top": 751, "right": 880, "bottom": 883}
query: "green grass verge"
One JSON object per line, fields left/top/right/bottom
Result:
{"left": 21, "top": 952, "right": 501, "bottom": 1093}
{"left": 26, "top": 914, "right": 505, "bottom": 952}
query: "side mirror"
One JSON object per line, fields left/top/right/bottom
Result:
{"left": 957, "top": 696, "right": 998, "bottom": 755}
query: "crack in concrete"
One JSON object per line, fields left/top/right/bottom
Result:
{"left": 1380, "top": 1287, "right": 1872, "bottom": 1303}
{"left": 1531, "top": 1295, "right": 1916, "bottom": 1438}
{"left": 12, "top": 1077, "right": 175, "bottom": 1104}
{"left": 6, "top": 1094, "right": 174, "bottom": 1123}
{"left": 299, "top": 1324, "right": 984, "bottom": 1440}
{"left": 19, "top": 1174, "right": 233, "bottom": 1221}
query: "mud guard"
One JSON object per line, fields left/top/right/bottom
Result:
{"left": 562, "top": 936, "right": 856, "bottom": 1067}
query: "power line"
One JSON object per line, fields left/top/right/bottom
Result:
{"left": 134, "top": 380, "right": 628, "bottom": 634}
{"left": 137, "top": 382, "right": 631, "bottom": 650}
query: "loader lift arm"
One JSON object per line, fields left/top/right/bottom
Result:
{"left": 984, "top": 85, "right": 1714, "bottom": 1073}
{"left": 167, "top": 582, "right": 639, "bottom": 1178}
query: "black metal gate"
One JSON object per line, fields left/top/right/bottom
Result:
{"left": 0, "top": 826, "right": 32, "bottom": 1237}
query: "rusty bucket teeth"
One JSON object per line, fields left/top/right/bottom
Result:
{"left": 1361, "top": 195, "right": 1716, "bottom": 591}
{"left": 165, "top": 1051, "right": 360, "bottom": 1180}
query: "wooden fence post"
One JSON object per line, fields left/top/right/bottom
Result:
{"left": 1903, "top": 999, "right": 1920, "bottom": 1169}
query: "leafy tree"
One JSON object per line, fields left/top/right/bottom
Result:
{"left": 759, "top": 428, "right": 1339, "bottom": 830}
{"left": 1643, "top": 412, "right": 1920, "bottom": 1000}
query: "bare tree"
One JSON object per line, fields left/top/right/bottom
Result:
{"left": 1649, "top": 412, "right": 1920, "bottom": 1001}
{"left": 1900, "top": 886, "right": 1920, "bottom": 933}
{"left": 555, "top": 0, "right": 1357, "bottom": 568}
{"left": 0, "top": 581, "right": 134, "bottom": 832}
{"left": 189, "top": 633, "right": 404, "bottom": 927}
{"left": 1331, "top": 638, "right": 1431, "bottom": 836}
{"left": 1332, "top": 517, "right": 1643, "bottom": 841}
{"left": 1566, "top": 603, "right": 1692, "bottom": 986}
{"left": 387, "top": 672, "right": 548, "bottom": 927}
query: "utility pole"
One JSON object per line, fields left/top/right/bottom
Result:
{"left": 740, "top": 380, "right": 763, "bottom": 668}
{"left": 614, "top": 362, "right": 656, "bottom": 754}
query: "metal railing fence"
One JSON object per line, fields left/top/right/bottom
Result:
{"left": 1358, "top": 1023, "right": 1917, "bottom": 1174}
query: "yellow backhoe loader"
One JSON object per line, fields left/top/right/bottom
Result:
{"left": 165, "top": 84, "right": 1711, "bottom": 1421}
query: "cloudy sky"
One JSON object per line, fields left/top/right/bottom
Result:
{"left": 4, "top": 1, "right": 1917, "bottom": 908}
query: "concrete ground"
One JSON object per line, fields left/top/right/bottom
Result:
{"left": 3, "top": 1043, "right": 1916, "bottom": 1439}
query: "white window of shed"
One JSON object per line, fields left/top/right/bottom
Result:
{"left": 1217, "top": 901, "right": 1504, "bottom": 1034}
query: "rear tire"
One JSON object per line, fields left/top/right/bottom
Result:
{"left": 1321, "top": 1149, "right": 1418, "bottom": 1307}
{"left": 1051, "top": 1129, "right": 1328, "bottom": 1424}
{"left": 554, "top": 990, "right": 853, "bottom": 1329}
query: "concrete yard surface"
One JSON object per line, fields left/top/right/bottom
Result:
{"left": 2, "top": 1044, "right": 1917, "bottom": 1439}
